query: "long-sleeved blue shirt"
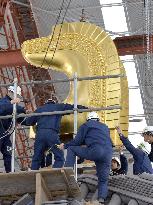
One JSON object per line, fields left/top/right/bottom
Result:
{"left": 64, "top": 120, "right": 113, "bottom": 149}
{"left": 120, "top": 154, "right": 128, "bottom": 174}
{"left": 148, "top": 143, "right": 153, "bottom": 162}
{"left": 25, "top": 102, "right": 87, "bottom": 132}
{"left": 0, "top": 95, "right": 25, "bottom": 135}
{"left": 119, "top": 133, "right": 153, "bottom": 175}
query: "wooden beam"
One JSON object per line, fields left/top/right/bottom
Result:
{"left": 114, "top": 35, "right": 153, "bottom": 56}
{"left": 35, "top": 173, "right": 51, "bottom": 205}
{"left": 61, "top": 169, "right": 73, "bottom": 197}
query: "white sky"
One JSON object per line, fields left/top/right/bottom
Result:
{"left": 100, "top": 0, "right": 150, "bottom": 150}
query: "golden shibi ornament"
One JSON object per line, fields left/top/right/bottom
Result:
{"left": 21, "top": 22, "right": 129, "bottom": 146}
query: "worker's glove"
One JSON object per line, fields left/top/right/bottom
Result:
{"left": 115, "top": 126, "right": 122, "bottom": 135}
{"left": 57, "top": 143, "right": 64, "bottom": 150}
{"left": 26, "top": 110, "right": 33, "bottom": 114}
{"left": 7, "top": 146, "right": 12, "bottom": 152}
{"left": 11, "top": 98, "right": 21, "bottom": 104}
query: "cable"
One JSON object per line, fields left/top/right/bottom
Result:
{"left": 25, "top": 0, "right": 72, "bottom": 104}
{"left": 25, "top": 0, "right": 66, "bottom": 102}
{"left": 0, "top": 114, "right": 26, "bottom": 141}
{"left": 39, "top": 0, "right": 66, "bottom": 68}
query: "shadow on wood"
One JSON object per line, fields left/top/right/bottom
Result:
{"left": 0, "top": 168, "right": 81, "bottom": 205}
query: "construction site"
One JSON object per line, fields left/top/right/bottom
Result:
{"left": 0, "top": 0, "right": 153, "bottom": 204}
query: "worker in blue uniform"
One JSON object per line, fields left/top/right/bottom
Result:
{"left": 0, "top": 85, "right": 25, "bottom": 172}
{"left": 142, "top": 126, "right": 153, "bottom": 162}
{"left": 25, "top": 94, "right": 87, "bottom": 170}
{"left": 59, "top": 112, "right": 113, "bottom": 205}
{"left": 111, "top": 146, "right": 128, "bottom": 176}
{"left": 116, "top": 126, "right": 153, "bottom": 175}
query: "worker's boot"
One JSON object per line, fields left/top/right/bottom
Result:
{"left": 91, "top": 198, "right": 105, "bottom": 205}
{"left": 98, "top": 198, "right": 105, "bottom": 205}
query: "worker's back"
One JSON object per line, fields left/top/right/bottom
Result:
{"left": 133, "top": 150, "right": 153, "bottom": 175}
{"left": 83, "top": 120, "right": 112, "bottom": 148}
{"left": 28, "top": 102, "right": 74, "bottom": 132}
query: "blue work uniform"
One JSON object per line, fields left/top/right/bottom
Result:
{"left": 0, "top": 95, "right": 25, "bottom": 172}
{"left": 25, "top": 101, "right": 86, "bottom": 170}
{"left": 148, "top": 143, "right": 153, "bottom": 162}
{"left": 119, "top": 134, "right": 153, "bottom": 175}
{"left": 64, "top": 120, "right": 113, "bottom": 200}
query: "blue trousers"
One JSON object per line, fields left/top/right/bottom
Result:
{"left": 0, "top": 136, "right": 12, "bottom": 173}
{"left": 32, "top": 129, "right": 64, "bottom": 170}
{"left": 65, "top": 145, "right": 112, "bottom": 200}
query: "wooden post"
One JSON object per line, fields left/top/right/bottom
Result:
{"left": 35, "top": 173, "right": 52, "bottom": 205}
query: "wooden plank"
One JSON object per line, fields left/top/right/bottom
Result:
{"left": 61, "top": 169, "right": 73, "bottom": 197}
{"left": 41, "top": 168, "right": 80, "bottom": 196}
{"left": 0, "top": 168, "right": 80, "bottom": 199}
{"left": 35, "top": 173, "right": 50, "bottom": 205}
{"left": 41, "top": 174, "right": 53, "bottom": 200}
{"left": 0, "top": 171, "right": 36, "bottom": 196}
{"left": 13, "top": 194, "right": 34, "bottom": 205}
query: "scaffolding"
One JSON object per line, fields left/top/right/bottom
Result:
{"left": 0, "top": 0, "right": 128, "bottom": 173}
{"left": 0, "top": 72, "right": 123, "bottom": 174}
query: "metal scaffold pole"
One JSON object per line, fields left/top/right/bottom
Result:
{"left": 73, "top": 72, "right": 78, "bottom": 180}
{"left": 11, "top": 78, "right": 17, "bottom": 172}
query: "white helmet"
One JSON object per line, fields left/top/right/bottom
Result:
{"left": 87, "top": 112, "right": 100, "bottom": 121}
{"left": 112, "top": 157, "right": 121, "bottom": 168}
{"left": 8, "top": 86, "right": 22, "bottom": 96}
{"left": 142, "top": 126, "right": 153, "bottom": 135}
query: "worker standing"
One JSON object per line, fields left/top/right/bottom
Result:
{"left": 59, "top": 112, "right": 113, "bottom": 205}
{"left": 25, "top": 94, "right": 87, "bottom": 170}
{"left": 116, "top": 126, "right": 153, "bottom": 175}
{"left": 141, "top": 126, "right": 153, "bottom": 162}
{"left": 0, "top": 86, "right": 25, "bottom": 173}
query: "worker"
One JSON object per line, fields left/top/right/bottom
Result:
{"left": 116, "top": 126, "right": 153, "bottom": 175}
{"left": 25, "top": 94, "right": 87, "bottom": 170}
{"left": 0, "top": 85, "right": 25, "bottom": 173}
{"left": 59, "top": 111, "right": 113, "bottom": 205}
{"left": 142, "top": 126, "right": 153, "bottom": 162}
{"left": 111, "top": 149, "right": 128, "bottom": 176}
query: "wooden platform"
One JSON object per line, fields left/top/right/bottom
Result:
{"left": 0, "top": 168, "right": 80, "bottom": 205}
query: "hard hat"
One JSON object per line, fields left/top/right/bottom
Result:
{"left": 87, "top": 111, "right": 100, "bottom": 121}
{"left": 112, "top": 157, "right": 121, "bottom": 168}
{"left": 8, "top": 86, "right": 22, "bottom": 96}
{"left": 142, "top": 126, "right": 153, "bottom": 135}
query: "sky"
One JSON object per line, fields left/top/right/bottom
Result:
{"left": 100, "top": 0, "right": 150, "bottom": 151}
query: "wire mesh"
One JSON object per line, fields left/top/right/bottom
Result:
{"left": 30, "top": 0, "right": 105, "bottom": 36}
